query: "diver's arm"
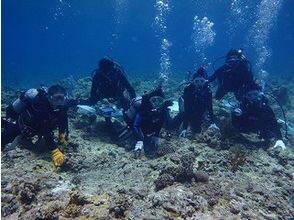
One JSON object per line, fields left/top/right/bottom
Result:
{"left": 263, "top": 106, "right": 283, "bottom": 140}
{"left": 182, "top": 88, "right": 191, "bottom": 130}
{"left": 154, "top": 111, "right": 165, "bottom": 136}
{"left": 208, "top": 65, "right": 227, "bottom": 83}
{"left": 182, "top": 90, "right": 189, "bottom": 129}
{"left": 58, "top": 111, "right": 69, "bottom": 135}
{"left": 133, "top": 113, "right": 144, "bottom": 141}
{"left": 182, "top": 86, "right": 193, "bottom": 130}
{"left": 89, "top": 73, "right": 100, "bottom": 105}
{"left": 182, "top": 113, "right": 189, "bottom": 130}
{"left": 43, "top": 128, "right": 57, "bottom": 151}
{"left": 44, "top": 125, "right": 65, "bottom": 167}
{"left": 120, "top": 73, "right": 136, "bottom": 99}
{"left": 206, "top": 89, "right": 215, "bottom": 124}
{"left": 154, "top": 126, "right": 162, "bottom": 137}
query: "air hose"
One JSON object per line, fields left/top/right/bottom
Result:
{"left": 265, "top": 92, "right": 288, "bottom": 139}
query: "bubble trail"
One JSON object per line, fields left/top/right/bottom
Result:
{"left": 249, "top": 0, "right": 284, "bottom": 75}
{"left": 191, "top": 16, "right": 216, "bottom": 66}
{"left": 53, "top": 0, "right": 71, "bottom": 21}
{"left": 226, "top": 0, "right": 253, "bottom": 45}
{"left": 154, "top": 0, "right": 171, "bottom": 83}
{"left": 159, "top": 38, "right": 171, "bottom": 82}
{"left": 111, "top": 0, "right": 129, "bottom": 50}
{"left": 45, "top": 0, "right": 71, "bottom": 30}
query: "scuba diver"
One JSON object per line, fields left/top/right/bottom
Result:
{"left": 85, "top": 57, "right": 136, "bottom": 110}
{"left": 122, "top": 87, "right": 172, "bottom": 155}
{"left": 231, "top": 89, "right": 286, "bottom": 149}
{"left": 75, "top": 57, "right": 136, "bottom": 140}
{"left": 208, "top": 49, "right": 258, "bottom": 101}
{"left": 1, "top": 85, "right": 70, "bottom": 167}
{"left": 192, "top": 65, "right": 208, "bottom": 79}
{"left": 172, "top": 66, "right": 219, "bottom": 137}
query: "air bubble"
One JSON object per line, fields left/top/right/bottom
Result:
{"left": 192, "top": 16, "right": 216, "bottom": 64}
{"left": 249, "top": 0, "right": 283, "bottom": 73}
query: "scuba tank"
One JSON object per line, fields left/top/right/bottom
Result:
{"left": 125, "top": 96, "right": 142, "bottom": 121}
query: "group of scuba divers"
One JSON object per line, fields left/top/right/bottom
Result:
{"left": 1, "top": 49, "right": 288, "bottom": 168}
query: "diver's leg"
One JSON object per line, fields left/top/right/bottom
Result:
{"left": 232, "top": 113, "right": 257, "bottom": 133}
{"left": 190, "top": 114, "right": 202, "bottom": 133}
{"left": 168, "top": 112, "right": 184, "bottom": 130}
{"left": 261, "top": 106, "right": 283, "bottom": 140}
{"left": 1, "top": 120, "right": 21, "bottom": 150}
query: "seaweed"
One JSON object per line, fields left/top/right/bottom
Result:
{"left": 227, "top": 145, "right": 247, "bottom": 172}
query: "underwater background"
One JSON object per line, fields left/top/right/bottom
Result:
{"left": 2, "top": 0, "right": 294, "bottom": 87}
{"left": 2, "top": 1, "right": 294, "bottom": 219}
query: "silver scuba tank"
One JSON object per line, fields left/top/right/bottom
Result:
{"left": 125, "top": 96, "right": 142, "bottom": 120}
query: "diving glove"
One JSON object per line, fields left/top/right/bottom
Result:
{"left": 273, "top": 140, "right": 286, "bottom": 150}
{"left": 51, "top": 148, "right": 65, "bottom": 167}
{"left": 208, "top": 123, "right": 220, "bottom": 131}
{"left": 179, "top": 129, "right": 187, "bottom": 138}
{"left": 134, "top": 141, "right": 144, "bottom": 158}
{"left": 135, "top": 141, "right": 144, "bottom": 151}
{"left": 59, "top": 133, "right": 68, "bottom": 145}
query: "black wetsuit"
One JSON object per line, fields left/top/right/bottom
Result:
{"left": 89, "top": 67, "right": 136, "bottom": 110}
{"left": 172, "top": 82, "right": 215, "bottom": 133}
{"left": 208, "top": 58, "right": 257, "bottom": 101}
{"left": 133, "top": 108, "right": 165, "bottom": 142}
{"left": 231, "top": 93, "right": 282, "bottom": 141}
{"left": 1, "top": 89, "right": 68, "bottom": 151}
{"left": 132, "top": 89, "right": 166, "bottom": 142}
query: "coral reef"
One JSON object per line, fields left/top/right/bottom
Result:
{"left": 227, "top": 144, "right": 248, "bottom": 172}
{"left": 155, "top": 153, "right": 209, "bottom": 190}
{"left": 195, "top": 128, "right": 222, "bottom": 149}
{"left": 1, "top": 75, "right": 294, "bottom": 219}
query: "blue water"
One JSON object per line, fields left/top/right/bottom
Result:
{"left": 2, "top": 0, "right": 294, "bottom": 87}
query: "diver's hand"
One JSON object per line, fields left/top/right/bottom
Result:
{"left": 59, "top": 133, "right": 68, "bottom": 146}
{"left": 208, "top": 123, "right": 220, "bottom": 131}
{"left": 179, "top": 129, "right": 187, "bottom": 138}
{"left": 51, "top": 148, "right": 65, "bottom": 167}
{"left": 232, "top": 108, "right": 242, "bottom": 116}
{"left": 273, "top": 140, "right": 286, "bottom": 150}
{"left": 134, "top": 141, "right": 144, "bottom": 158}
{"left": 135, "top": 141, "right": 144, "bottom": 151}
{"left": 151, "top": 136, "right": 160, "bottom": 148}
